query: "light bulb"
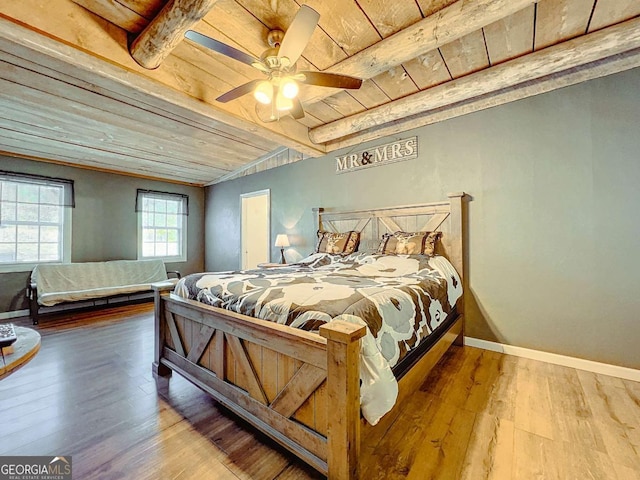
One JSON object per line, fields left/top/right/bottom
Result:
{"left": 254, "top": 81, "right": 273, "bottom": 105}
{"left": 281, "top": 78, "right": 299, "bottom": 99}
{"left": 275, "top": 91, "right": 293, "bottom": 111}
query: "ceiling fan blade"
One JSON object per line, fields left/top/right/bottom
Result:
{"left": 277, "top": 5, "right": 320, "bottom": 65}
{"left": 216, "top": 79, "right": 262, "bottom": 103}
{"left": 185, "top": 30, "right": 267, "bottom": 71}
{"left": 291, "top": 98, "right": 305, "bottom": 119}
{"left": 298, "top": 71, "right": 363, "bottom": 90}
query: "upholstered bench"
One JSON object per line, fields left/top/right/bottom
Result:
{"left": 27, "top": 259, "right": 180, "bottom": 324}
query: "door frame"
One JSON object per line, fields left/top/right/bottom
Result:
{"left": 240, "top": 189, "right": 270, "bottom": 269}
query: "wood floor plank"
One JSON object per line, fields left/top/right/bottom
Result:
{"left": 460, "top": 413, "right": 515, "bottom": 480}
{"left": 2, "top": 308, "right": 639, "bottom": 479}
{"left": 577, "top": 370, "right": 640, "bottom": 470}
{"left": 513, "top": 429, "right": 564, "bottom": 480}
{"left": 611, "top": 461, "right": 640, "bottom": 480}
{"left": 562, "top": 448, "right": 622, "bottom": 480}
{"left": 404, "top": 402, "right": 476, "bottom": 480}
{"left": 421, "top": 343, "right": 481, "bottom": 403}
{"left": 462, "top": 350, "right": 504, "bottom": 413}
{"left": 480, "top": 353, "right": 518, "bottom": 421}
{"left": 513, "top": 358, "right": 555, "bottom": 440}
{"left": 623, "top": 378, "right": 640, "bottom": 397}
{"left": 360, "top": 391, "right": 441, "bottom": 479}
{"left": 547, "top": 363, "right": 607, "bottom": 453}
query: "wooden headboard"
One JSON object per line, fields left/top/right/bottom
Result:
{"left": 313, "top": 192, "right": 466, "bottom": 283}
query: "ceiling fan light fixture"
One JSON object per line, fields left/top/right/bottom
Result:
{"left": 275, "top": 91, "right": 293, "bottom": 111}
{"left": 281, "top": 78, "right": 299, "bottom": 99}
{"left": 188, "top": 6, "right": 361, "bottom": 122}
{"left": 254, "top": 81, "right": 273, "bottom": 104}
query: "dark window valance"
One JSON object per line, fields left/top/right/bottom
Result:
{"left": 135, "top": 189, "right": 189, "bottom": 216}
{"left": 0, "top": 170, "right": 75, "bottom": 207}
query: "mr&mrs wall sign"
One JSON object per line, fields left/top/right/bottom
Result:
{"left": 335, "top": 136, "right": 418, "bottom": 174}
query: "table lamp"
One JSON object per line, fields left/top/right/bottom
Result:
{"left": 274, "top": 234, "right": 290, "bottom": 264}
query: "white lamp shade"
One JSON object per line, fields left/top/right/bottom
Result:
{"left": 281, "top": 78, "right": 299, "bottom": 99}
{"left": 254, "top": 81, "right": 273, "bottom": 105}
{"left": 274, "top": 234, "right": 290, "bottom": 247}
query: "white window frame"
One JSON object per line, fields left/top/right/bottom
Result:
{"left": 0, "top": 176, "right": 73, "bottom": 273}
{"left": 137, "top": 191, "right": 188, "bottom": 262}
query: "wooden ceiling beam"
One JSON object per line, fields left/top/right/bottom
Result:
{"left": 326, "top": 48, "right": 640, "bottom": 151}
{"left": 310, "top": 17, "right": 640, "bottom": 144}
{"left": 300, "top": 0, "right": 539, "bottom": 106}
{"left": 129, "top": 0, "right": 219, "bottom": 69}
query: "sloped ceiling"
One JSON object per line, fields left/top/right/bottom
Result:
{"left": 1, "top": 0, "right": 639, "bottom": 185}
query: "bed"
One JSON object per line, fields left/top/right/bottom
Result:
{"left": 152, "top": 193, "right": 466, "bottom": 479}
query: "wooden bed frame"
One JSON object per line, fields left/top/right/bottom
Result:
{"left": 152, "top": 192, "right": 466, "bottom": 479}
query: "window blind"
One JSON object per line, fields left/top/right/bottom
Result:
{"left": 135, "top": 189, "right": 189, "bottom": 216}
{"left": 0, "top": 170, "right": 75, "bottom": 207}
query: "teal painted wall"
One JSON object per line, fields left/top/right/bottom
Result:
{"left": 0, "top": 157, "right": 205, "bottom": 313}
{"left": 205, "top": 67, "right": 640, "bottom": 369}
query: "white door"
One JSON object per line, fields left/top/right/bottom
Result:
{"left": 241, "top": 190, "right": 270, "bottom": 269}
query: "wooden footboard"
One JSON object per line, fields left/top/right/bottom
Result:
{"left": 153, "top": 282, "right": 367, "bottom": 477}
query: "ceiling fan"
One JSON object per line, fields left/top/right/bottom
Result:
{"left": 184, "top": 5, "right": 362, "bottom": 120}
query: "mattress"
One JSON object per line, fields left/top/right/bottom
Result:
{"left": 174, "top": 252, "right": 462, "bottom": 424}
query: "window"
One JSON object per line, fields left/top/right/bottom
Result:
{"left": 136, "top": 190, "right": 188, "bottom": 262}
{"left": 0, "top": 171, "right": 74, "bottom": 272}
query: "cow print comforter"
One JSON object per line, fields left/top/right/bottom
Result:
{"left": 174, "top": 252, "right": 462, "bottom": 368}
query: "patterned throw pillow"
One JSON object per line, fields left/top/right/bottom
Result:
{"left": 315, "top": 230, "right": 360, "bottom": 255}
{"left": 377, "top": 231, "right": 442, "bottom": 256}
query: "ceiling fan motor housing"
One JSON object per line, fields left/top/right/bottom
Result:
{"left": 262, "top": 30, "right": 293, "bottom": 70}
{"left": 267, "top": 29, "right": 285, "bottom": 48}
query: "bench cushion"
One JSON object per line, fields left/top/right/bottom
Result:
{"left": 33, "top": 259, "right": 174, "bottom": 306}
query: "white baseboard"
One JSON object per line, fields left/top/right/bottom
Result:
{"left": 0, "top": 309, "right": 30, "bottom": 321}
{"left": 465, "top": 337, "right": 640, "bottom": 383}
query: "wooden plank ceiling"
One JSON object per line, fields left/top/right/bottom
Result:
{"left": 1, "top": 0, "right": 639, "bottom": 185}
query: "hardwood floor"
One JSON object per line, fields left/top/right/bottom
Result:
{"left": 1, "top": 305, "right": 639, "bottom": 479}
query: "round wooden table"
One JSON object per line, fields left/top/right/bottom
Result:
{"left": 0, "top": 326, "right": 41, "bottom": 379}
